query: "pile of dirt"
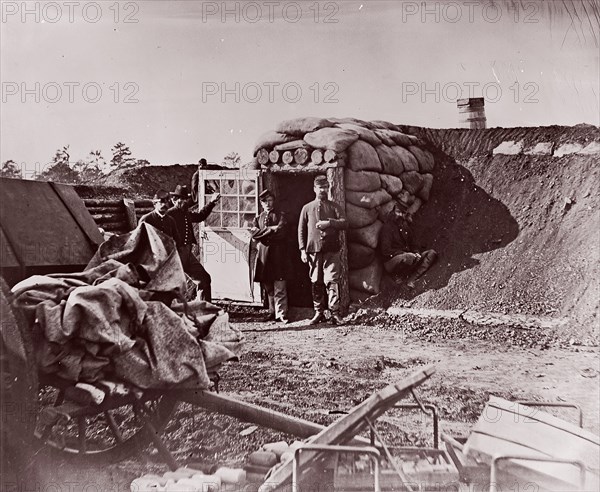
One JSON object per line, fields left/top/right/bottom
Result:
{"left": 96, "top": 164, "right": 197, "bottom": 198}
{"left": 372, "top": 124, "right": 600, "bottom": 339}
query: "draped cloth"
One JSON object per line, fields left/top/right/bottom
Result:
{"left": 11, "top": 223, "right": 243, "bottom": 389}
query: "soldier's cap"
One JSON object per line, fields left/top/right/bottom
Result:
{"left": 393, "top": 200, "right": 409, "bottom": 211}
{"left": 199, "top": 158, "right": 208, "bottom": 165}
{"left": 170, "top": 185, "right": 190, "bottom": 198}
{"left": 314, "top": 175, "right": 329, "bottom": 187}
{"left": 152, "top": 190, "right": 171, "bottom": 202}
{"left": 259, "top": 189, "right": 273, "bottom": 201}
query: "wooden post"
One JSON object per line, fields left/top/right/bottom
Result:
{"left": 122, "top": 198, "right": 137, "bottom": 231}
{"left": 327, "top": 165, "right": 350, "bottom": 315}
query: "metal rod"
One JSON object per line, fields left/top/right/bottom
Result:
{"left": 394, "top": 403, "right": 439, "bottom": 449}
{"left": 292, "top": 444, "right": 381, "bottom": 492}
{"left": 490, "top": 455, "right": 587, "bottom": 492}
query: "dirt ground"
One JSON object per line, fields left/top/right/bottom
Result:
{"left": 28, "top": 307, "right": 599, "bottom": 490}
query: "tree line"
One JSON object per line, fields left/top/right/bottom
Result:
{"left": 1, "top": 147, "right": 242, "bottom": 183}
{"left": 0, "top": 142, "right": 149, "bottom": 183}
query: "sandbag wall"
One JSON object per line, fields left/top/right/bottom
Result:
{"left": 254, "top": 117, "right": 435, "bottom": 302}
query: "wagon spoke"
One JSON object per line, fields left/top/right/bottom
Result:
{"left": 104, "top": 411, "right": 124, "bottom": 444}
{"left": 77, "top": 417, "right": 87, "bottom": 453}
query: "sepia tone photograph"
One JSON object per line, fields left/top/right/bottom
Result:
{"left": 1, "top": 1, "right": 599, "bottom": 490}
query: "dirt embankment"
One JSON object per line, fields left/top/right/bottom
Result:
{"left": 383, "top": 125, "right": 600, "bottom": 340}
{"left": 90, "top": 164, "right": 197, "bottom": 198}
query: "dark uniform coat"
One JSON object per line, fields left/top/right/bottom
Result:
{"left": 251, "top": 209, "right": 290, "bottom": 282}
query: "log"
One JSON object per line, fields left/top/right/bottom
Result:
{"left": 101, "top": 221, "right": 129, "bottom": 231}
{"left": 282, "top": 151, "right": 294, "bottom": 165}
{"left": 294, "top": 148, "right": 309, "bottom": 165}
{"left": 83, "top": 199, "right": 123, "bottom": 207}
{"left": 327, "top": 166, "right": 350, "bottom": 315}
{"left": 311, "top": 149, "right": 323, "bottom": 165}
{"left": 269, "top": 150, "right": 280, "bottom": 164}
{"left": 134, "top": 200, "right": 153, "bottom": 208}
{"left": 324, "top": 149, "right": 337, "bottom": 163}
{"left": 86, "top": 206, "right": 123, "bottom": 214}
{"left": 92, "top": 213, "right": 125, "bottom": 222}
{"left": 256, "top": 148, "right": 269, "bottom": 165}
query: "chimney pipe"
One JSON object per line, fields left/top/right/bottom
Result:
{"left": 457, "top": 97, "right": 486, "bottom": 129}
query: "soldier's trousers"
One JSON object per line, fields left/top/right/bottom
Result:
{"left": 178, "top": 245, "right": 212, "bottom": 302}
{"left": 383, "top": 249, "right": 438, "bottom": 281}
{"left": 307, "top": 251, "right": 341, "bottom": 315}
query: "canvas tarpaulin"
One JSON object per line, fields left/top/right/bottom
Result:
{"left": 11, "top": 223, "right": 243, "bottom": 389}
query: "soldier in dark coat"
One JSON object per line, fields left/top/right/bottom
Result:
{"left": 251, "top": 190, "right": 290, "bottom": 324}
{"left": 167, "top": 185, "right": 220, "bottom": 302}
{"left": 379, "top": 201, "right": 437, "bottom": 288}
{"left": 139, "top": 190, "right": 180, "bottom": 243}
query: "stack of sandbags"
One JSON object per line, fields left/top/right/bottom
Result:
{"left": 254, "top": 117, "right": 436, "bottom": 301}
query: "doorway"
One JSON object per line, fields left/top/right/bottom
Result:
{"left": 270, "top": 173, "right": 318, "bottom": 307}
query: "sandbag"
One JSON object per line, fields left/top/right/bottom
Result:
{"left": 401, "top": 171, "right": 424, "bottom": 195}
{"left": 377, "top": 200, "right": 396, "bottom": 221}
{"left": 418, "top": 173, "right": 434, "bottom": 201}
{"left": 409, "top": 145, "right": 435, "bottom": 172}
{"left": 344, "top": 168, "right": 381, "bottom": 192}
{"left": 253, "top": 131, "right": 295, "bottom": 155}
{"left": 329, "top": 117, "right": 370, "bottom": 127}
{"left": 369, "top": 120, "right": 399, "bottom": 130}
{"left": 346, "top": 189, "right": 391, "bottom": 210}
{"left": 407, "top": 197, "right": 423, "bottom": 217}
{"left": 373, "top": 129, "right": 396, "bottom": 146}
{"left": 349, "top": 261, "right": 383, "bottom": 294}
{"left": 391, "top": 146, "right": 419, "bottom": 172}
{"left": 347, "top": 140, "right": 382, "bottom": 172}
{"left": 380, "top": 174, "right": 404, "bottom": 195}
{"left": 345, "top": 202, "right": 378, "bottom": 228}
{"left": 336, "top": 123, "right": 382, "bottom": 147}
{"left": 376, "top": 145, "right": 404, "bottom": 176}
{"left": 275, "top": 117, "right": 334, "bottom": 137}
{"left": 303, "top": 127, "right": 359, "bottom": 153}
{"left": 348, "top": 220, "right": 383, "bottom": 249}
{"left": 348, "top": 243, "right": 376, "bottom": 270}
{"left": 274, "top": 139, "right": 311, "bottom": 151}
{"left": 389, "top": 131, "right": 416, "bottom": 147}
{"left": 396, "top": 190, "right": 416, "bottom": 208}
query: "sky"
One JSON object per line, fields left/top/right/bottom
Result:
{"left": 1, "top": 0, "right": 599, "bottom": 171}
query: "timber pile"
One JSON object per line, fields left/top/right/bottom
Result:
{"left": 83, "top": 198, "right": 154, "bottom": 235}
{"left": 254, "top": 117, "right": 435, "bottom": 301}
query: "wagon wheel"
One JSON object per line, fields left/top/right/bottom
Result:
{"left": 36, "top": 381, "right": 180, "bottom": 464}
{"left": 0, "top": 277, "right": 40, "bottom": 480}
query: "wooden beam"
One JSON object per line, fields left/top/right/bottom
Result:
{"left": 327, "top": 166, "right": 350, "bottom": 315}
